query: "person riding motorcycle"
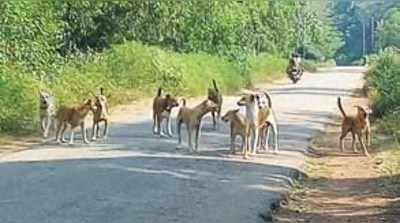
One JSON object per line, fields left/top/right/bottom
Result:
{"left": 286, "top": 53, "right": 303, "bottom": 83}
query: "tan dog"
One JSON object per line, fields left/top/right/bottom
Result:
{"left": 91, "top": 88, "right": 110, "bottom": 141}
{"left": 152, "top": 87, "right": 179, "bottom": 137}
{"left": 208, "top": 79, "right": 223, "bottom": 129}
{"left": 337, "top": 97, "right": 371, "bottom": 156}
{"left": 55, "top": 99, "right": 95, "bottom": 145}
{"left": 237, "top": 93, "right": 261, "bottom": 159}
{"left": 176, "top": 98, "right": 218, "bottom": 151}
{"left": 221, "top": 109, "right": 247, "bottom": 154}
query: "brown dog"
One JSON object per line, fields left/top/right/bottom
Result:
{"left": 337, "top": 97, "right": 371, "bottom": 156}
{"left": 221, "top": 109, "right": 247, "bottom": 154}
{"left": 176, "top": 98, "right": 218, "bottom": 152}
{"left": 55, "top": 99, "right": 95, "bottom": 145}
{"left": 208, "top": 79, "right": 223, "bottom": 129}
{"left": 152, "top": 87, "right": 179, "bottom": 137}
{"left": 91, "top": 88, "right": 110, "bottom": 141}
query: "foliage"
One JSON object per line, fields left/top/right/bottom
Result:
{"left": 366, "top": 52, "right": 400, "bottom": 117}
{"left": 0, "top": 66, "right": 40, "bottom": 133}
{"left": 0, "top": 42, "right": 284, "bottom": 133}
{"left": 0, "top": 0, "right": 62, "bottom": 77}
{"left": 378, "top": 7, "right": 400, "bottom": 49}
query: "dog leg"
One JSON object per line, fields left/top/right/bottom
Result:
{"left": 339, "top": 131, "right": 348, "bottom": 152}
{"left": 177, "top": 120, "right": 182, "bottom": 146}
{"left": 366, "top": 128, "right": 371, "bottom": 147}
{"left": 55, "top": 121, "right": 62, "bottom": 143}
{"left": 187, "top": 126, "right": 194, "bottom": 152}
{"left": 153, "top": 112, "right": 158, "bottom": 134}
{"left": 91, "top": 122, "right": 97, "bottom": 141}
{"left": 103, "top": 120, "right": 108, "bottom": 139}
{"left": 211, "top": 111, "right": 217, "bottom": 130}
{"left": 194, "top": 124, "right": 201, "bottom": 152}
{"left": 243, "top": 135, "right": 250, "bottom": 159}
{"left": 351, "top": 131, "right": 358, "bottom": 153}
{"left": 271, "top": 123, "right": 279, "bottom": 153}
{"left": 68, "top": 129, "right": 75, "bottom": 145}
{"left": 252, "top": 128, "right": 259, "bottom": 155}
{"left": 81, "top": 122, "right": 88, "bottom": 144}
{"left": 265, "top": 126, "right": 271, "bottom": 151}
{"left": 60, "top": 123, "right": 67, "bottom": 143}
{"left": 166, "top": 116, "right": 173, "bottom": 137}
{"left": 230, "top": 134, "right": 236, "bottom": 154}
{"left": 43, "top": 116, "right": 51, "bottom": 138}
{"left": 40, "top": 116, "right": 46, "bottom": 132}
{"left": 358, "top": 133, "right": 370, "bottom": 157}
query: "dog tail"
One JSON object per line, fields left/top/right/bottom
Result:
{"left": 337, "top": 97, "right": 347, "bottom": 118}
{"left": 181, "top": 98, "right": 186, "bottom": 107}
{"left": 264, "top": 91, "right": 272, "bottom": 108}
{"left": 157, "top": 87, "right": 162, "bottom": 97}
{"left": 212, "top": 79, "right": 219, "bottom": 92}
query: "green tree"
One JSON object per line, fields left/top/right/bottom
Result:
{"left": 378, "top": 8, "right": 400, "bottom": 50}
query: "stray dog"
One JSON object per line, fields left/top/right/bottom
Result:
{"left": 221, "top": 109, "right": 247, "bottom": 154}
{"left": 337, "top": 97, "right": 371, "bottom": 156}
{"left": 55, "top": 99, "right": 95, "bottom": 145}
{"left": 237, "top": 92, "right": 261, "bottom": 159}
{"left": 208, "top": 79, "right": 223, "bottom": 129}
{"left": 39, "top": 91, "right": 56, "bottom": 138}
{"left": 152, "top": 87, "right": 179, "bottom": 137}
{"left": 176, "top": 98, "right": 218, "bottom": 151}
{"left": 237, "top": 91, "right": 278, "bottom": 158}
{"left": 257, "top": 92, "right": 279, "bottom": 153}
{"left": 92, "top": 88, "right": 110, "bottom": 141}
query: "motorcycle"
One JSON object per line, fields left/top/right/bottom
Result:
{"left": 287, "top": 66, "right": 303, "bottom": 84}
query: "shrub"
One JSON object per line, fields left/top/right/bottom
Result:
{"left": 366, "top": 52, "right": 400, "bottom": 117}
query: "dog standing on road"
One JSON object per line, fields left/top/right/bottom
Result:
{"left": 208, "top": 79, "right": 223, "bottom": 129}
{"left": 152, "top": 87, "right": 179, "bottom": 137}
{"left": 55, "top": 99, "right": 95, "bottom": 145}
{"left": 337, "top": 97, "right": 371, "bottom": 156}
{"left": 92, "top": 88, "right": 110, "bottom": 141}
{"left": 237, "top": 92, "right": 262, "bottom": 159}
{"left": 221, "top": 109, "right": 247, "bottom": 155}
{"left": 39, "top": 91, "right": 56, "bottom": 138}
{"left": 257, "top": 92, "right": 279, "bottom": 153}
{"left": 176, "top": 98, "right": 218, "bottom": 152}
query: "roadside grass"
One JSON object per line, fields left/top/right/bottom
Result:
{"left": 0, "top": 41, "right": 286, "bottom": 135}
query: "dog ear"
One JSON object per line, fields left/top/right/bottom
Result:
{"left": 233, "top": 108, "right": 240, "bottom": 113}
{"left": 250, "top": 94, "right": 255, "bottom": 102}
{"left": 355, "top": 106, "right": 368, "bottom": 118}
{"left": 165, "top": 94, "right": 171, "bottom": 99}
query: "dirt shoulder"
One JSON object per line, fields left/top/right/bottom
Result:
{"left": 273, "top": 96, "right": 400, "bottom": 223}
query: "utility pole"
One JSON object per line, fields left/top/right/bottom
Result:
{"left": 362, "top": 21, "right": 366, "bottom": 57}
{"left": 371, "top": 16, "right": 375, "bottom": 53}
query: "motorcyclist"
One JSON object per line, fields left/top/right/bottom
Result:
{"left": 286, "top": 52, "right": 303, "bottom": 83}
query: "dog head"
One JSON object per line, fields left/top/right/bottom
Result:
{"left": 165, "top": 94, "right": 179, "bottom": 112}
{"left": 221, "top": 109, "right": 240, "bottom": 123}
{"left": 237, "top": 94, "right": 256, "bottom": 107}
{"left": 94, "top": 95, "right": 108, "bottom": 112}
{"left": 354, "top": 105, "right": 370, "bottom": 119}
{"left": 82, "top": 98, "right": 96, "bottom": 111}
{"left": 201, "top": 99, "right": 218, "bottom": 112}
{"left": 39, "top": 91, "right": 54, "bottom": 109}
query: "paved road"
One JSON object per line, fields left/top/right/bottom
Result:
{"left": 0, "top": 67, "right": 365, "bottom": 223}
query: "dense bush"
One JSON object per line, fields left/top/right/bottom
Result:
{"left": 0, "top": 66, "right": 40, "bottom": 133}
{"left": 366, "top": 52, "right": 400, "bottom": 117}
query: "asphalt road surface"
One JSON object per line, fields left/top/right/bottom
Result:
{"left": 0, "top": 67, "right": 365, "bottom": 223}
